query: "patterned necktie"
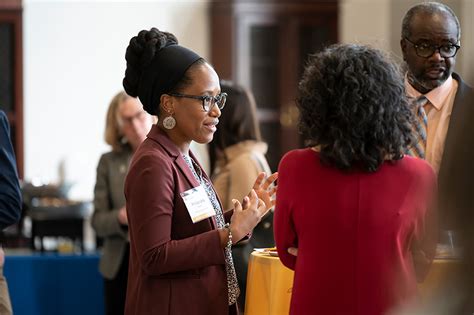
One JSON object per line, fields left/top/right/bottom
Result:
{"left": 182, "top": 155, "right": 240, "bottom": 305}
{"left": 406, "top": 96, "right": 429, "bottom": 158}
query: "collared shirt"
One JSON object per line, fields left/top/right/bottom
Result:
{"left": 405, "top": 75, "right": 458, "bottom": 174}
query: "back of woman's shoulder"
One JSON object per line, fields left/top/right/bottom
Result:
{"left": 280, "top": 148, "right": 317, "bottom": 168}
{"left": 397, "top": 156, "right": 436, "bottom": 180}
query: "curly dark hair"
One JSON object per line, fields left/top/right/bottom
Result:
{"left": 122, "top": 27, "right": 205, "bottom": 115}
{"left": 297, "top": 44, "right": 414, "bottom": 172}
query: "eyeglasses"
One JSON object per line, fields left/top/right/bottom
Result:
{"left": 168, "top": 92, "right": 227, "bottom": 112}
{"left": 404, "top": 37, "right": 460, "bottom": 58}
{"left": 120, "top": 111, "right": 147, "bottom": 126}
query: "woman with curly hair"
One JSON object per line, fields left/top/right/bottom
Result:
{"left": 122, "top": 28, "right": 277, "bottom": 315}
{"left": 274, "top": 44, "right": 438, "bottom": 315}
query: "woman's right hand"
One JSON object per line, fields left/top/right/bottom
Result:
{"left": 288, "top": 247, "right": 298, "bottom": 256}
{"left": 229, "top": 189, "right": 267, "bottom": 242}
{"left": 117, "top": 206, "right": 128, "bottom": 226}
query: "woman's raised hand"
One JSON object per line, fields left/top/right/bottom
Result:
{"left": 230, "top": 189, "right": 267, "bottom": 242}
{"left": 251, "top": 172, "right": 278, "bottom": 212}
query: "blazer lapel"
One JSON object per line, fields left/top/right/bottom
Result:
{"left": 439, "top": 73, "right": 473, "bottom": 180}
{"left": 174, "top": 155, "right": 201, "bottom": 188}
{"left": 189, "top": 150, "right": 220, "bottom": 228}
{"left": 146, "top": 125, "right": 219, "bottom": 229}
{"left": 146, "top": 125, "right": 199, "bottom": 188}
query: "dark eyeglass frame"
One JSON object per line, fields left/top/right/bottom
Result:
{"left": 404, "top": 37, "right": 460, "bottom": 58}
{"left": 168, "top": 92, "right": 227, "bottom": 112}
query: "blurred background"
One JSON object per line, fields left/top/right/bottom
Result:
{"left": 0, "top": 0, "right": 472, "bottom": 314}
{"left": 2, "top": 0, "right": 472, "bottom": 201}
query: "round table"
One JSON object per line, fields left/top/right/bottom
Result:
{"left": 244, "top": 250, "right": 459, "bottom": 314}
{"left": 244, "top": 251, "right": 294, "bottom": 315}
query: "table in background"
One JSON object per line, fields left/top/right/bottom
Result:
{"left": 4, "top": 252, "right": 104, "bottom": 315}
{"left": 27, "top": 200, "right": 90, "bottom": 252}
{"left": 418, "top": 258, "right": 461, "bottom": 299}
{"left": 244, "top": 251, "right": 293, "bottom": 315}
{"left": 244, "top": 251, "right": 459, "bottom": 315}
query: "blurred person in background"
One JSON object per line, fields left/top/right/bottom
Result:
{"left": 0, "top": 109, "right": 22, "bottom": 315}
{"left": 209, "top": 80, "right": 274, "bottom": 311}
{"left": 274, "top": 44, "right": 438, "bottom": 315}
{"left": 92, "top": 91, "right": 154, "bottom": 315}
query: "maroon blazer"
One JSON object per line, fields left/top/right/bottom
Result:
{"left": 124, "top": 125, "right": 235, "bottom": 315}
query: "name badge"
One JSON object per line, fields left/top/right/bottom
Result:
{"left": 181, "top": 185, "right": 216, "bottom": 223}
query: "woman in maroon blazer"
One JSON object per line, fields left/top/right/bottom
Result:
{"left": 121, "top": 28, "right": 277, "bottom": 315}
{"left": 274, "top": 44, "right": 438, "bottom": 315}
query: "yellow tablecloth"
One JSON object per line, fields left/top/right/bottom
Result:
{"left": 418, "top": 258, "right": 461, "bottom": 299}
{"left": 244, "top": 251, "right": 294, "bottom": 315}
{"left": 244, "top": 250, "right": 459, "bottom": 315}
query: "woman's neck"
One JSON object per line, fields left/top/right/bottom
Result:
{"left": 159, "top": 125, "right": 191, "bottom": 155}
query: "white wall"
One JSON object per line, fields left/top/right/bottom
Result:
{"left": 23, "top": 0, "right": 472, "bottom": 200}
{"left": 23, "top": 0, "right": 210, "bottom": 200}
{"left": 460, "top": 0, "right": 474, "bottom": 84}
{"left": 340, "top": 0, "right": 472, "bottom": 85}
{"left": 339, "top": 0, "right": 392, "bottom": 50}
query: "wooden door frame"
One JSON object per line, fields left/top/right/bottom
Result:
{"left": 0, "top": 6, "right": 23, "bottom": 178}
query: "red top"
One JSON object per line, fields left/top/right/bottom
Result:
{"left": 274, "top": 149, "right": 437, "bottom": 315}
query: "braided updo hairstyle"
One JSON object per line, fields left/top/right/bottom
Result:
{"left": 123, "top": 28, "right": 177, "bottom": 99}
{"left": 123, "top": 28, "right": 206, "bottom": 116}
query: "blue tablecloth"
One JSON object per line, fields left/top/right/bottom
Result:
{"left": 4, "top": 253, "right": 104, "bottom": 315}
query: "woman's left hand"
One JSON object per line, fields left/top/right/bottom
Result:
{"left": 250, "top": 172, "right": 278, "bottom": 212}
{"left": 288, "top": 247, "right": 298, "bottom": 256}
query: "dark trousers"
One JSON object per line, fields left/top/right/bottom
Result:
{"left": 104, "top": 246, "right": 129, "bottom": 315}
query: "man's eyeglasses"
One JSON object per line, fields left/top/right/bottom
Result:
{"left": 404, "top": 37, "right": 460, "bottom": 58}
{"left": 168, "top": 92, "right": 227, "bottom": 112}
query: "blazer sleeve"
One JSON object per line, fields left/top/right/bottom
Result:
{"left": 0, "top": 111, "right": 21, "bottom": 229}
{"left": 412, "top": 164, "right": 438, "bottom": 282}
{"left": 274, "top": 153, "right": 298, "bottom": 270}
{"left": 91, "top": 154, "right": 128, "bottom": 239}
{"left": 126, "top": 154, "right": 226, "bottom": 276}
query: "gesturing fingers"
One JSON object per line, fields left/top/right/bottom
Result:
{"left": 262, "top": 172, "right": 278, "bottom": 190}
{"left": 232, "top": 199, "right": 243, "bottom": 213}
{"left": 269, "top": 186, "right": 277, "bottom": 197}
{"left": 242, "top": 196, "right": 250, "bottom": 210}
{"left": 248, "top": 189, "right": 259, "bottom": 209}
{"left": 252, "top": 172, "right": 266, "bottom": 191}
{"left": 257, "top": 198, "right": 268, "bottom": 217}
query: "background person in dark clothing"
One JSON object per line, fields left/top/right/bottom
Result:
{"left": 0, "top": 109, "right": 22, "bottom": 315}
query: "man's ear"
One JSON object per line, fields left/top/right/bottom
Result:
{"left": 400, "top": 38, "right": 407, "bottom": 61}
{"left": 160, "top": 94, "right": 175, "bottom": 114}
